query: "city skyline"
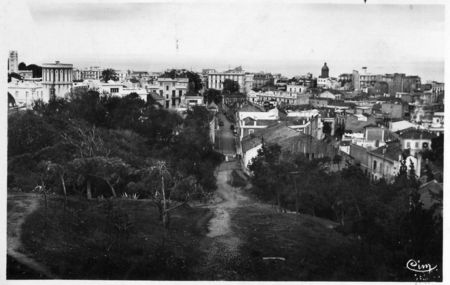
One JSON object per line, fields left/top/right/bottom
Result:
{"left": 5, "top": 1, "right": 445, "bottom": 81}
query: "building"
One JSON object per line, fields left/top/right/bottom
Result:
{"left": 252, "top": 72, "right": 274, "bottom": 90}
{"left": 237, "top": 107, "right": 279, "bottom": 140}
{"left": 41, "top": 61, "right": 74, "bottom": 99}
{"left": 251, "top": 90, "right": 308, "bottom": 106}
{"left": 320, "top": 62, "right": 329, "bottom": 78}
{"left": 73, "top": 68, "right": 82, "bottom": 81}
{"left": 207, "top": 66, "right": 250, "bottom": 93}
{"left": 8, "top": 78, "right": 45, "bottom": 108}
{"left": 17, "top": 70, "right": 33, "bottom": 79}
{"left": 156, "top": 77, "right": 189, "bottom": 109}
{"left": 81, "top": 66, "right": 102, "bottom": 80}
{"left": 381, "top": 102, "right": 404, "bottom": 119}
{"left": 8, "top": 50, "right": 18, "bottom": 73}
{"left": 285, "top": 109, "right": 323, "bottom": 139}
{"left": 319, "top": 90, "right": 342, "bottom": 100}
{"left": 429, "top": 112, "right": 444, "bottom": 135}
{"left": 397, "top": 129, "right": 435, "bottom": 156}
{"left": 389, "top": 120, "right": 417, "bottom": 132}
{"left": 367, "top": 142, "right": 416, "bottom": 183}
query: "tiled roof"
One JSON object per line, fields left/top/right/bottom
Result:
{"left": 397, "top": 129, "right": 436, "bottom": 140}
{"left": 369, "top": 141, "right": 402, "bottom": 162}
{"left": 241, "top": 123, "right": 299, "bottom": 153}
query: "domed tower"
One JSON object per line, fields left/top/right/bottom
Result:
{"left": 321, "top": 62, "right": 329, "bottom": 78}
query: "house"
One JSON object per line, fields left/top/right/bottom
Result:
{"left": 389, "top": 120, "right": 417, "bottom": 132}
{"left": 185, "top": 95, "right": 204, "bottom": 108}
{"left": 367, "top": 142, "right": 421, "bottom": 183}
{"left": 8, "top": 78, "right": 45, "bottom": 108}
{"left": 397, "top": 129, "right": 435, "bottom": 156}
{"left": 237, "top": 107, "right": 279, "bottom": 140}
{"left": 241, "top": 122, "right": 336, "bottom": 171}
{"left": 285, "top": 109, "right": 323, "bottom": 139}
{"left": 381, "top": 102, "right": 404, "bottom": 119}
{"left": 349, "top": 143, "right": 369, "bottom": 172}
{"left": 241, "top": 124, "right": 299, "bottom": 169}
{"left": 429, "top": 112, "right": 444, "bottom": 136}
{"left": 319, "top": 90, "right": 342, "bottom": 100}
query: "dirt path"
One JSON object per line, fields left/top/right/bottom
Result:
{"left": 194, "top": 161, "right": 250, "bottom": 279}
{"left": 7, "top": 192, "right": 58, "bottom": 279}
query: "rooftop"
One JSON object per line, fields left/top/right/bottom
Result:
{"left": 242, "top": 123, "right": 299, "bottom": 153}
{"left": 369, "top": 141, "right": 402, "bottom": 162}
{"left": 397, "top": 129, "right": 436, "bottom": 140}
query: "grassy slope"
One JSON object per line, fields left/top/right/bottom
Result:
{"left": 20, "top": 195, "right": 211, "bottom": 280}
{"left": 228, "top": 205, "right": 387, "bottom": 281}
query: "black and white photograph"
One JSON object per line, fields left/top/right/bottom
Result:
{"left": 3, "top": 0, "right": 446, "bottom": 282}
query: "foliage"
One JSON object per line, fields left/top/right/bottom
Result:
{"left": 204, "top": 88, "right": 222, "bottom": 104}
{"left": 222, "top": 79, "right": 240, "bottom": 94}
{"left": 248, "top": 148, "right": 442, "bottom": 280}
{"left": 160, "top": 69, "right": 203, "bottom": 92}
{"left": 101, "top": 68, "right": 119, "bottom": 82}
{"left": 8, "top": 111, "right": 56, "bottom": 156}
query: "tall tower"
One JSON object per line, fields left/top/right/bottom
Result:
{"left": 321, "top": 62, "right": 329, "bottom": 78}
{"left": 8, "top": 51, "right": 18, "bottom": 73}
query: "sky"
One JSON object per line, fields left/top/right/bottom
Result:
{"left": 4, "top": 0, "right": 446, "bottom": 81}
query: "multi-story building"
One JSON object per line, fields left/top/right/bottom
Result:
{"left": 73, "top": 68, "right": 82, "bottom": 81}
{"left": 81, "top": 66, "right": 102, "bottom": 80}
{"left": 250, "top": 90, "right": 309, "bottom": 106}
{"left": 8, "top": 78, "right": 45, "bottom": 108}
{"left": 207, "top": 66, "right": 251, "bottom": 93}
{"left": 252, "top": 72, "right": 274, "bottom": 90}
{"left": 8, "top": 50, "right": 18, "bottom": 73}
{"left": 397, "top": 129, "right": 435, "bottom": 156}
{"left": 156, "top": 77, "right": 189, "bottom": 109}
{"left": 41, "top": 61, "right": 73, "bottom": 99}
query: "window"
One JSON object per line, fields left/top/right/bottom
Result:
{"left": 110, "top": 88, "right": 119, "bottom": 93}
{"left": 172, "top": 90, "right": 175, "bottom": 97}
{"left": 415, "top": 142, "right": 419, "bottom": 148}
{"left": 159, "top": 90, "right": 163, "bottom": 96}
{"left": 166, "top": 86, "right": 169, "bottom": 91}
{"left": 179, "top": 90, "right": 182, "bottom": 96}
{"left": 373, "top": 160, "right": 377, "bottom": 170}
{"left": 248, "top": 129, "right": 254, "bottom": 134}
{"left": 406, "top": 141, "right": 411, "bottom": 148}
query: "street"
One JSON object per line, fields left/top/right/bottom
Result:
{"left": 215, "top": 112, "right": 236, "bottom": 157}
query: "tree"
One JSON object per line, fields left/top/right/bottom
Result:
{"left": 323, "top": 121, "right": 332, "bottom": 136}
{"left": 222, "top": 79, "right": 240, "bottom": 94}
{"left": 69, "top": 156, "right": 131, "bottom": 198}
{"left": 8, "top": 111, "right": 56, "bottom": 156}
{"left": 8, "top": 92, "right": 16, "bottom": 107}
{"left": 62, "top": 124, "right": 112, "bottom": 199}
{"left": 18, "top": 62, "right": 27, "bottom": 70}
{"left": 8, "top": 72, "right": 22, "bottom": 82}
{"left": 142, "top": 161, "right": 191, "bottom": 230}
{"left": 101, "top": 68, "right": 119, "bottom": 82}
{"left": 40, "top": 161, "right": 68, "bottom": 210}
{"left": 204, "top": 89, "right": 222, "bottom": 104}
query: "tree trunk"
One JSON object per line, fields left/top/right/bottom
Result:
{"left": 293, "top": 176, "right": 299, "bottom": 214}
{"left": 161, "top": 173, "right": 168, "bottom": 229}
{"left": 105, "top": 179, "right": 117, "bottom": 198}
{"left": 86, "top": 179, "right": 92, "bottom": 200}
{"left": 60, "top": 174, "right": 67, "bottom": 212}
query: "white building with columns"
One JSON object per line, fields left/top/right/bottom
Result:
{"left": 42, "top": 61, "right": 74, "bottom": 100}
